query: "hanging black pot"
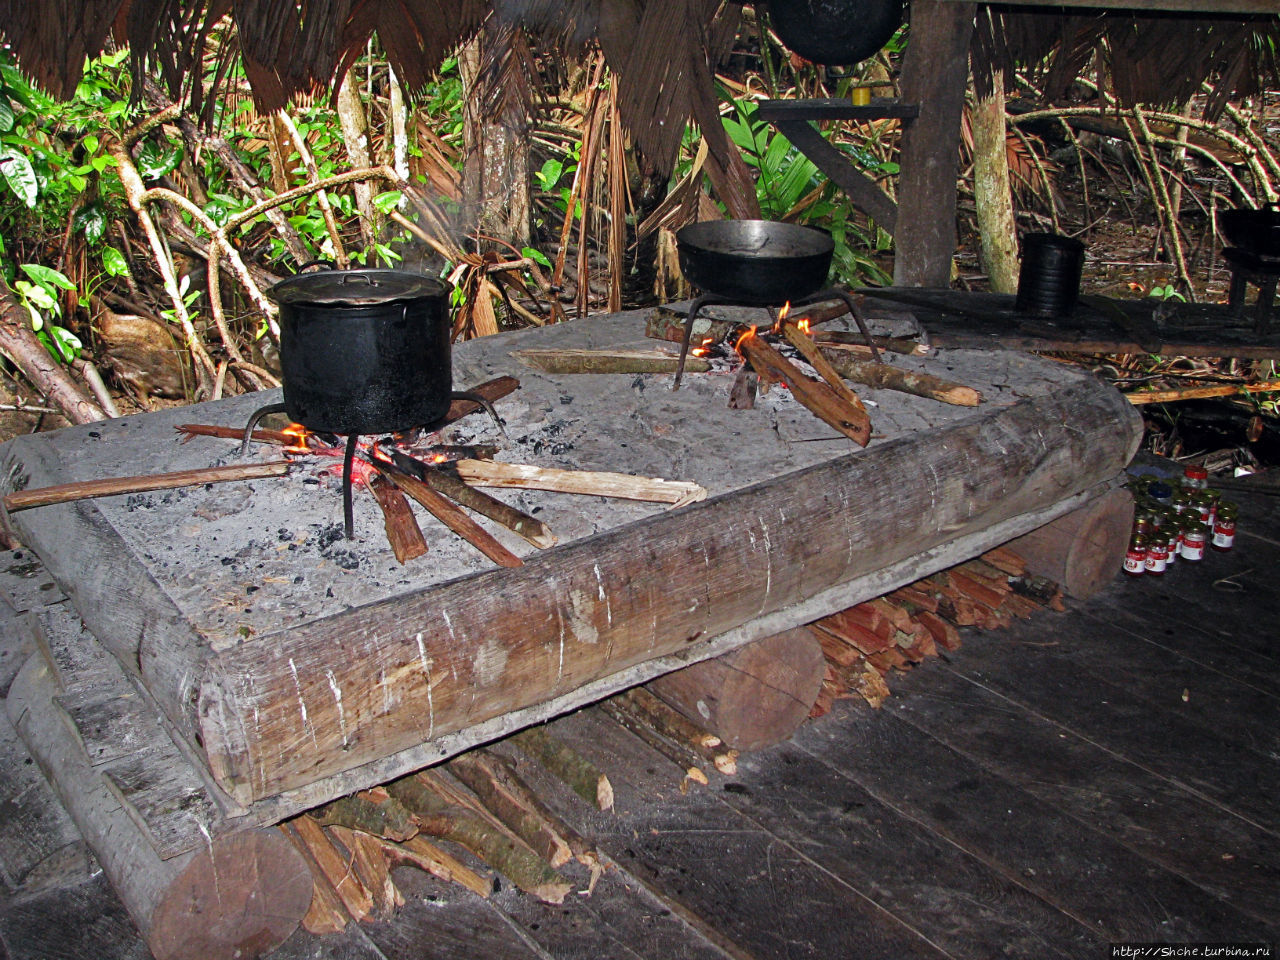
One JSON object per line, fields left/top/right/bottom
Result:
{"left": 767, "top": 0, "right": 905, "bottom": 66}
{"left": 266, "top": 268, "right": 453, "bottom": 435}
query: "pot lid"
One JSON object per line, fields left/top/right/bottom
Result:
{"left": 267, "top": 269, "right": 450, "bottom": 307}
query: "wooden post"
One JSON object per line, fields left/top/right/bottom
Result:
{"left": 1004, "top": 486, "right": 1135, "bottom": 599}
{"left": 6, "top": 654, "right": 312, "bottom": 960}
{"left": 892, "top": 0, "right": 976, "bottom": 287}
{"left": 646, "top": 627, "right": 826, "bottom": 752}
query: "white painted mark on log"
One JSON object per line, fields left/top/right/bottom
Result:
{"left": 592, "top": 562, "right": 613, "bottom": 627}
{"left": 758, "top": 518, "right": 774, "bottom": 616}
{"left": 567, "top": 588, "right": 599, "bottom": 644}
{"left": 326, "top": 669, "right": 348, "bottom": 747}
{"left": 196, "top": 819, "right": 224, "bottom": 910}
{"left": 440, "top": 611, "right": 460, "bottom": 682}
{"left": 288, "top": 657, "right": 318, "bottom": 747}
{"left": 415, "top": 632, "right": 435, "bottom": 741}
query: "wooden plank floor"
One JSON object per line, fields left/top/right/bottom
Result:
{"left": 2, "top": 489, "right": 1277, "bottom": 959}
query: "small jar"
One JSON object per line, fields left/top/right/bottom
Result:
{"left": 1145, "top": 537, "right": 1169, "bottom": 575}
{"left": 1212, "top": 501, "right": 1237, "bottom": 552}
{"left": 1180, "top": 521, "right": 1208, "bottom": 561}
{"left": 1124, "top": 534, "right": 1148, "bottom": 576}
{"left": 1164, "top": 528, "right": 1179, "bottom": 566}
{"left": 1182, "top": 463, "right": 1208, "bottom": 490}
{"left": 1171, "top": 489, "right": 1192, "bottom": 515}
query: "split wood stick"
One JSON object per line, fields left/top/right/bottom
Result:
{"left": 598, "top": 698, "right": 709, "bottom": 785}
{"left": 327, "top": 825, "right": 404, "bottom": 919}
{"left": 981, "top": 545, "right": 1028, "bottom": 577}
{"left": 1126, "top": 379, "right": 1280, "bottom": 405}
{"left": 368, "top": 475, "right": 429, "bottom": 563}
{"left": 914, "top": 609, "right": 962, "bottom": 651}
{"left": 451, "top": 460, "right": 707, "bottom": 507}
{"left": 443, "top": 375, "right": 520, "bottom": 422}
{"left": 381, "top": 835, "right": 492, "bottom": 899}
{"left": 851, "top": 662, "right": 892, "bottom": 708}
{"left": 408, "top": 459, "right": 556, "bottom": 548}
{"left": 177, "top": 423, "right": 303, "bottom": 446}
{"left": 889, "top": 584, "right": 940, "bottom": 613}
{"left": 2, "top": 461, "right": 290, "bottom": 513}
{"left": 811, "top": 331, "right": 929, "bottom": 355}
{"left": 944, "top": 569, "right": 1007, "bottom": 611}
{"left": 817, "top": 615, "right": 895, "bottom": 656}
{"left": 513, "top": 348, "right": 712, "bottom": 376}
{"left": 819, "top": 348, "right": 983, "bottom": 406}
{"left": 374, "top": 463, "right": 522, "bottom": 567}
{"left": 958, "top": 560, "right": 1014, "bottom": 594}
{"left": 780, "top": 319, "right": 868, "bottom": 416}
{"left": 867, "top": 597, "right": 915, "bottom": 632}
{"left": 735, "top": 332, "right": 871, "bottom": 446}
{"left": 447, "top": 751, "right": 578, "bottom": 868}
{"left": 620, "top": 687, "right": 738, "bottom": 775}
{"left": 290, "top": 817, "right": 375, "bottom": 923}
{"left": 510, "top": 726, "right": 614, "bottom": 811}
{"left": 815, "top": 624, "right": 866, "bottom": 667}
{"left": 387, "top": 773, "right": 572, "bottom": 903}
{"left": 284, "top": 824, "right": 351, "bottom": 935}
{"left": 311, "top": 790, "right": 418, "bottom": 842}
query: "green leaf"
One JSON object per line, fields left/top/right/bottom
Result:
{"left": 0, "top": 149, "right": 38, "bottom": 207}
{"left": 82, "top": 133, "right": 100, "bottom": 154}
{"left": 101, "top": 246, "right": 130, "bottom": 277}
{"left": 0, "top": 97, "right": 13, "bottom": 132}
{"left": 521, "top": 246, "right": 552, "bottom": 268}
{"left": 49, "top": 325, "right": 82, "bottom": 362}
{"left": 372, "top": 190, "right": 403, "bottom": 215}
{"left": 73, "top": 204, "right": 107, "bottom": 243}
{"left": 21, "top": 262, "right": 77, "bottom": 291}
{"left": 91, "top": 154, "right": 117, "bottom": 172}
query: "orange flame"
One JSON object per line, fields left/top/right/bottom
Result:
{"left": 771, "top": 301, "right": 792, "bottom": 334}
{"left": 797, "top": 317, "right": 811, "bottom": 335}
{"left": 733, "top": 324, "right": 758, "bottom": 354}
{"left": 691, "top": 336, "right": 715, "bottom": 358}
{"left": 281, "top": 422, "right": 312, "bottom": 453}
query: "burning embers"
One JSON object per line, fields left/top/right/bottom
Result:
{"left": 682, "top": 304, "right": 873, "bottom": 447}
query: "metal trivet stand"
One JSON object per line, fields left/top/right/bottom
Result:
{"left": 239, "top": 390, "right": 504, "bottom": 540}
{"left": 673, "top": 287, "right": 886, "bottom": 390}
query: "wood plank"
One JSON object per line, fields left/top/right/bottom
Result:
{"left": 886, "top": 663, "right": 1280, "bottom": 925}
{"left": 790, "top": 702, "right": 1277, "bottom": 943}
{"left": 714, "top": 741, "right": 1099, "bottom": 957}
{"left": 938, "top": 630, "right": 1280, "bottom": 832}
{"left": 755, "top": 98, "right": 919, "bottom": 122}
{"left": 501, "top": 711, "right": 954, "bottom": 960}
{"left": 861, "top": 289, "right": 1280, "bottom": 361}
{"left": 941, "top": 0, "right": 1278, "bottom": 11}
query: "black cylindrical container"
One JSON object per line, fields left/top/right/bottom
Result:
{"left": 1016, "top": 232, "right": 1086, "bottom": 318}
{"left": 267, "top": 269, "right": 453, "bottom": 435}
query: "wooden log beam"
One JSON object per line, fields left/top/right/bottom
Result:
{"left": 1004, "top": 486, "right": 1135, "bottom": 599}
{"left": 6, "top": 654, "right": 312, "bottom": 960}
{"left": 646, "top": 627, "right": 826, "bottom": 752}
{"left": 893, "top": 0, "right": 975, "bottom": 287}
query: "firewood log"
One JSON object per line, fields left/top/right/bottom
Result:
{"left": 645, "top": 627, "right": 825, "bottom": 752}
{"left": 387, "top": 772, "right": 572, "bottom": 903}
{"left": 510, "top": 726, "right": 614, "bottom": 811}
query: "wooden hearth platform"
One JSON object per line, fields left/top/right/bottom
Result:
{"left": 0, "top": 305, "right": 1150, "bottom": 956}
{"left": 4, "top": 484, "right": 1277, "bottom": 959}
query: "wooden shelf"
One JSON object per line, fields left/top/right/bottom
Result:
{"left": 755, "top": 98, "right": 920, "bottom": 123}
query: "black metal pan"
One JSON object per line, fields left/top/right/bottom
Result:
{"left": 676, "top": 220, "right": 834, "bottom": 305}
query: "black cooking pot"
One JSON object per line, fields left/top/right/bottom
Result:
{"left": 767, "top": 0, "right": 905, "bottom": 66}
{"left": 1220, "top": 207, "right": 1280, "bottom": 257}
{"left": 676, "top": 220, "right": 834, "bottom": 305}
{"left": 266, "top": 268, "right": 453, "bottom": 435}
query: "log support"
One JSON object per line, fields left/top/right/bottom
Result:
{"left": 1004, "top": 486, "right": 1135, "bottom": 600}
